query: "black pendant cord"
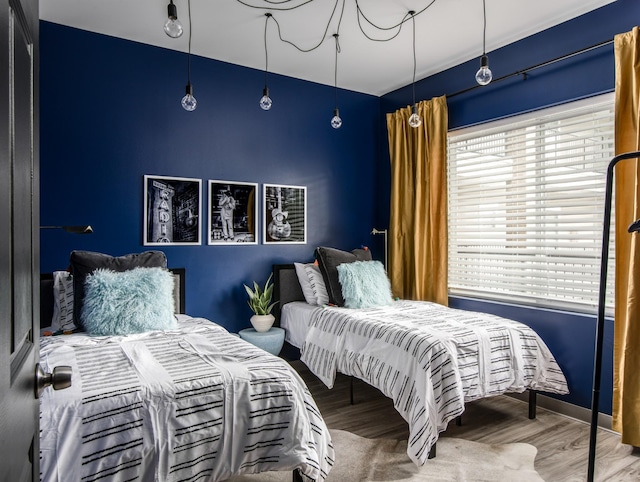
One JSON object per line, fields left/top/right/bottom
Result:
{"left": 411, "top": 11, "right": 417, "bottom": 108}
{"left": 187, "top": 0, "right": 192, "bottom": 85}
{"left": 333, "top": 33, "right": 340, "bottom": 109}
{"left": 481, "top": 0, "right": 487, "bottom": 56}
{"left": 264, "top": 13, "right": 272, "bottom": 89}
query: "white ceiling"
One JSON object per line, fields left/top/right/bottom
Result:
{"left": 40, "top": 0, "right": 616, "bottom": 96}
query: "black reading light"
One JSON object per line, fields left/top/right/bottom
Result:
{"left": 40, "top": 225, "right": 93, "bottom": 234}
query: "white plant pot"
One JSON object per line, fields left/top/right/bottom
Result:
{"left": 250, "top": 314, "right": 275, "bottom": 333}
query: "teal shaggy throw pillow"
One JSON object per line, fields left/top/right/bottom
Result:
{"left": 337, "top": 260, "right": 393, "bottom": 309}
{"left": 81, "top": 267, "right": 177, "bottom": 335}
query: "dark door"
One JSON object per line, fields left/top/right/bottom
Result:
{"left": 0, "top": 0, "right": 40, "bottom": 480}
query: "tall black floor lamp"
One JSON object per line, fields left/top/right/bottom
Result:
{"left": 587, "top": 150, "right": 640, "bottom": 482}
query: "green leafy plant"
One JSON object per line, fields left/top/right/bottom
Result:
{"left": 244, "top": 273, "right": 278, "bottom": 315}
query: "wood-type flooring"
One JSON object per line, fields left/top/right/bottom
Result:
{"left": 289, "top": 360, "right": 640, "bottom": 482}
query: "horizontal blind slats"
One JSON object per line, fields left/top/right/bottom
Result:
{"left": 447, "top": 96, "right": 615, "bottom": 316}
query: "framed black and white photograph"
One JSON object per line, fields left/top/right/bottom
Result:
{"left": 208, "top": 180, "right": 258, "bottom": 245}
{"left": 263, "top": 184, "right": 306, "bottom": 244}
{"left": 144, "top": 175, "right": 202, "bottom": 246}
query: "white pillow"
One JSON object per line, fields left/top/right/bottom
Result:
{"left": 304, "top": 263, "right": 330, "bottom": 306}
{"left": 52, "top": 271, "right": 76, "bottom": 332}
{"left": 294, "top": 262, "right": 317, "bottom": 305}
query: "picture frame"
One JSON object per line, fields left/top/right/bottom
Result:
{"left": 263, "top": 184, "right": 307, "bottom": 244}
{"left": 208, "top": 180, "right": 258, "bottom": 245}
{"left": 144, "top": 175, "right": 202, "bottom": 246}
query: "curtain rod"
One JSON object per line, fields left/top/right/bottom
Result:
{"left": 447, "top": 38, "right": 614, "bottom": 99}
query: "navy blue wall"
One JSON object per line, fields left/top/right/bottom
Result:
{"left": 40, "top": 22, "right": 381, "bottom": 333}
{"left": 380, "top": 0, "right": 640, "bottom": 414}
{"left": 41, "top": 0, "right": 638, "bottom": 415}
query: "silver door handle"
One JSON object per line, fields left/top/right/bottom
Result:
{"left": 35, "top": 364, "right": 72, "bottom": 398}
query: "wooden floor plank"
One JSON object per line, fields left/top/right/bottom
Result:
{"left": 289, "top": 360, "right": 640, "bottom": 482}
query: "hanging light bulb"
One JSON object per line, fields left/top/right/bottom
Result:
{"left": 260, "top": 13, "right": 273, "bottom": 110}
{"left": 180, "top": 0, "right": 196, "bottom": 111}
{"left": 475, "top": 0, "right": 493, "bottom": 86}
{"left": 181, "top": 83, "right": 197, "bottom": 111}
{"left": 475, "top": 54, "right": 492, "bottom": 85}
{"left": 409, "top": 104, "right": 422, "bottom": 128}
{"left": 408, "top": 11, "right": 421, "bottom": 128}
{"left": 331, "top": 108, "right": 342, "bottom": 129}
{"left": 260, "top": 87, "right": 272, "bottom": 110}
{"left": 331, "top": 33, "right": 342, "bottom": 129}
{"left": 164, "top": 0, "right": 183, "bottom": 38}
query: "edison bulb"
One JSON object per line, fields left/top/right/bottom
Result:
{"left": 182, "top": 83, "right": 197, "bottom": 111}
{"left": 260, "top": 87, "right": 272, "bottom": 110}
{"left": 164, "top": 1, "right": 183, "bottom": 38}
{"left": 331, "top": 108, "right": 342, "bottom": 129}
{"left": 182, "top": 93, "right": 197, "bottom": 111}
{"left": 475, "top": 55, "right": 493, "bottom": 85}
{"left": 164, "top": 18, "right": 183, "bottom": 38}
{"left": 409, "top": 104, "right": 421, "bottom": 128}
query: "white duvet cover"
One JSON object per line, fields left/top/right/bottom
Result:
{"left": 290, "top": 300, "right": 569, "bottom": 466}
{"left": 39, "top": 316, "right": 334, "bottom": 482}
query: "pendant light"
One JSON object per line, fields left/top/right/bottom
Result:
{"left": 181, "top": 0, "right": 196, "bottom": 111}
{"left": 475, "top": 0, "right": 493, "bottom": 85}
{"left": 408, "top": 11, "right": 421, "bottom": 128}
{"left": 164, "top": 0, "right": 183, "bottom": 39}
{"left": 331, "top": 33, "right": 342, "bottom": 129}
{"left": 259, "top": 13, "right": 273, "bottom": 110}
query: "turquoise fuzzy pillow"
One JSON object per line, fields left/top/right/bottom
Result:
{"left": 337, "top": 260, "right": 393, "bottom": 309}
{"left": 81, "top": 267, "right": 177, "bottom": 336}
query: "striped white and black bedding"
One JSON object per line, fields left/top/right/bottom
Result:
{"left": 39, "top": 315, "right": 334, "bottom": 482}
{"left": 289, "top": 300, "right": 568, "bottom": 466}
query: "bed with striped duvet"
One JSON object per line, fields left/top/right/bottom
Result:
{"left": 295, "top": 300, "right": 569, "bottom": 467}
{"left": 39, "top": 315, "right": 334, "bottom": 482}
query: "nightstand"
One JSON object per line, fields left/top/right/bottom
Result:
{"left": 238, "top": 327, "right": 285, "bottom": 356}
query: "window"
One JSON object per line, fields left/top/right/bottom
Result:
{"left": 447, "top": 94, "right": 615, "bottom": 314}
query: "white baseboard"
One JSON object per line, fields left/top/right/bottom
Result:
{"left": 507, "top": 392, "right": 613, "bottom": 431}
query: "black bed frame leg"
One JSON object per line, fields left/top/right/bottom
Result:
{"left": 528, "top": 390, "right": 537, "bottom": 419}
{"left": 350, "top": 377, "right": 354, "bottom": 405}
{"left": 293, "top": 468, "right": 303, "bottom": 482}
{"left": 428, "top": 442, "right": 437, "bottom": 459}
{"left": 455, "top": 415, "right": 462, "bottom": 426}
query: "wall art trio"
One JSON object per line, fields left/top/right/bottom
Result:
{"left": 144, "top": 175, "right": 306, "bottom": 246}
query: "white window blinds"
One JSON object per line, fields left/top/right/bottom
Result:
{"left": 447, "top": 94, "right": 615, "bottom": 314}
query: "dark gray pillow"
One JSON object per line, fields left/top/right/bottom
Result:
{"left": 314, "top": 246, "right": 372, "bottom": 306}
{"left": 69, "top": 250, "right": 167, "bottom": 330}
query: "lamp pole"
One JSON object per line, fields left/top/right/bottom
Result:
{"left": 587, "top": 150, "right": 640, "bottom": 482}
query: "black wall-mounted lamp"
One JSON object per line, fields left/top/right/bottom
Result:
{"left": 371, "top": 228, "right": 388, "bottom": 272}
{"left": 40, "top": 225, "right": 93, "bottom": 234}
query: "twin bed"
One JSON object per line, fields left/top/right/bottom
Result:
{"left": 39, "top": 248, "right": 569, "bottom": 481}
{"left": 38, "top": 252, "right": 334, "bottom": 482}
{"left": 272, "top": 251, "right": 569, "bottom": 466}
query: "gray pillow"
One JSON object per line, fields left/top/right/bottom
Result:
{"left": 69, "top": 250, "right": 167, "bottom": 330}
{"left": 314, "top": 246, "right": 372, "bottom": 306}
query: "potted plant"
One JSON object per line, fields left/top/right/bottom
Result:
{"left": 244, "top": 273, "right": 278, "bottom": 332}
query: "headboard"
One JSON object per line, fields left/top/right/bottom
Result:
{"left": 40, "top": 267, "right": 186, "bottom": 329}
{"left": 272, "top": 264, "right": 305, "bottom": 324}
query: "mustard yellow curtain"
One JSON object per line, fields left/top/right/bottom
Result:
{"left": 613, "top": 26, "right": 640, "bottom": 447}
{"left": 386, "top": 96, "right": 448, "bottom": 304}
